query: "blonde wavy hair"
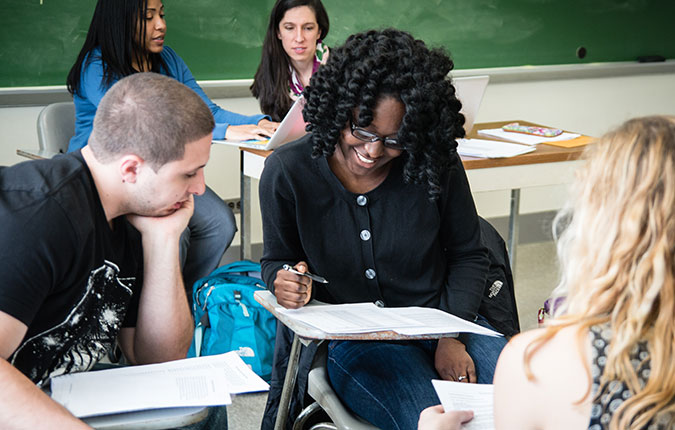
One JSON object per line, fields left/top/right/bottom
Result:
{"left": 525, "top": 115, "right": 675, "bottom": 429}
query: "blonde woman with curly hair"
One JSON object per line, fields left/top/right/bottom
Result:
{"left": 492, "top": 116, "right": 675, "bottom": 430}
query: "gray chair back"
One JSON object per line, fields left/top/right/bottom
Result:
{"left": 36, "top": 102, "right": 75, "bottom": 155}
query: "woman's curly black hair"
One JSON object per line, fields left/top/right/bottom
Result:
{"left": 303, "top": 28, "right": 465, "bottom": 200}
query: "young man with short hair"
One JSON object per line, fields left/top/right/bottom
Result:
{"left": 0, "top": 73, "right": 214, "bottom": 428}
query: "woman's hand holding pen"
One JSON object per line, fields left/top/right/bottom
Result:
{"left": 274, "top": 262, "right": 312, "bottom": 309}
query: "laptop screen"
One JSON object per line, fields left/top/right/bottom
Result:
{"left": 452, "top": 75, "right": 489, "bottom": 135}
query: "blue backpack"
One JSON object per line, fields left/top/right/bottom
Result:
{"left": 187, "top": 260, "right": 276, "bottom": 382}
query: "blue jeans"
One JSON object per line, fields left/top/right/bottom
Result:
{"left": 180, "top": 186, "right": 236, "bottom": 298}
{"left": 326, "top": 317, "right": 507, "bottom": 430}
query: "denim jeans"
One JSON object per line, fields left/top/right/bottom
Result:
{"left": 326, "top": 317, "right": 507, "bottom": 430}
{"left": 180, "top": 186, "right": 237, "bottom": 300}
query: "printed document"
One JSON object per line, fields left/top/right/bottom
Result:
{"left": 457, "top": 138, "right": 536, "bottom": 158}
{"left": 432, "top": 380, "right": 495, "bottom": 430}
{"left": 279, "top": 302, "right": 501, "bottom": 337}
{"left": 50, "top": 351, "right": 268, "bottom": 418}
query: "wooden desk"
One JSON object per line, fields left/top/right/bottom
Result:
{"left": 239, "top": 121, "right": 588, "bottom": 265}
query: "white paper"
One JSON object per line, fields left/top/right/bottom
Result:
{"left": 432, "top": 380, "right": 495, "bottom": 430}
{"left": 457, "top": 138, "right": 536, "bottom": 158}
{"left": 280, "top": 302, "right": 422, "bottom": 333}
{"left": 389, "top": 307, "right": 501, "bottom": 337}
{"left": 478, "top": 128, "right": 580, "bottom": 145}
{"left": 279, "top": 303, "right": 501, "bottom": 337}
{"left": 50, "top": 351, "right": 268, "bottom": 418}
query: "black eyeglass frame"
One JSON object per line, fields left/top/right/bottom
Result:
{"left": 349, "top": 120, "right": 404, "bottom": 150}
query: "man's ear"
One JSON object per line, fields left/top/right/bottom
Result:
{"left": 118, "top": 155, "right": 145, "bottom": 184}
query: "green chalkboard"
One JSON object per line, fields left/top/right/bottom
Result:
{"left": 1, "top": 0, "right": 673, "bottom": 88}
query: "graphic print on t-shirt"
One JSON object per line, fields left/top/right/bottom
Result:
{"left": 11, "top": 261, "right": 135, "bottom": 386}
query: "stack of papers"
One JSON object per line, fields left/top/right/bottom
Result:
{"left": 432, "top": 380, "right": 495, "bottom": 430}
{"left": 457, "top": 138, "right": 535, "bottom": 158}
{"left": 478, "top": 127, "right": 580, "bottom": 145}
{"left": 50, "top": 351, "right": 269, "bottom": 418}
{"left": 279, "top": 302, "right": 501, "bottom": 337}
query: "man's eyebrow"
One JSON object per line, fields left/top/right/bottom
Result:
{"left": 187, "top": 164, "right": 207, "bottom": 173}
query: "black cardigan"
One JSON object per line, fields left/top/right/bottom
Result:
{"left": 259, "top": 134, "right": 488, "bottom": 321}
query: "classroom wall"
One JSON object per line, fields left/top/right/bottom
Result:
{"left": 2, "top": 71, "right": 675, "bottom": 245}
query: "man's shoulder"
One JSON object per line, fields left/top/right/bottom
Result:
{"left": 0, "top": 154, "right": 95, "bottom": 219}
{"left": 2, "top": 153, "right": 86, "bottom": 195}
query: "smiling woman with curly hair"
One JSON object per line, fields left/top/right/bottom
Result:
{"left": 259, "top": 28, "right": 507, "bottom": 429}
{"left": 303, "top": 27, "right": 465, "bottom": 201}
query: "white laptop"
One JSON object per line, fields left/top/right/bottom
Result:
{"left": 453, "top": 75, "right": 535, "bottom": 158}
{"left": 214, "top": 77, "right": 485, "bottom": 150}
{"left": 452, "top": 75, "right": 489, "bottom": 135}
{"left": 213, "top": 95, "right": 307, "bottom": 150}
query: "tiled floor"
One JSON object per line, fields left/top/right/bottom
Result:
{"left": 226, "top": 240, "right": 561, "bottom": 429}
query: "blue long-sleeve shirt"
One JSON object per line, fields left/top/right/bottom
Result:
{"left": 68, "top": 46, "right": 267, "bottom": 152}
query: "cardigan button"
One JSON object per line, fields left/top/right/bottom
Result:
{"left": 360, "top": 229, "right": 371, "bottom": 241}
{"left": 375, "top": 300, "right": 385, "bottom": 308}
{"left": 364, "top": 268, "right": 376, "bottom": 279}
{"left": 356, "top": 195, "right": 368, "bottom": 206}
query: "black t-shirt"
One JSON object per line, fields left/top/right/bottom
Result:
{"left": 0, "top": 153, "right": 143, "bottom": 386}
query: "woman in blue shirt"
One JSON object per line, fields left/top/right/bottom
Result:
{"left": 67, "top": 0, "right": 277, "bottom": 151}
{"left": 66, "top": 0, "right": 276, "bottom": 304}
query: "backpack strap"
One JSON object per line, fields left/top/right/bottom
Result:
{"left": 211, "top": 260, "right": 262, "bottom": 278}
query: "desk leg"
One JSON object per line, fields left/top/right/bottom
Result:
{"left": 240, "top": 151, "right": 252, "bottom": 261}
{"left": 507, "top": 188, "right": 520, "bottom": 273}
{"left": 274, "top": 334, "right": 302, "bottom": 430}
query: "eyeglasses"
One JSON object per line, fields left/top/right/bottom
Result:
{"left": 350, "top": 120, "right": 404, "bottom": 150}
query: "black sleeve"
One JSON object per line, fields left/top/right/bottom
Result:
{"left": 438, "top": 155, "right": 489, "bottom": 321}
{"left": 258, "top": 153, "right": 307, "bottom": 293}
{"left": 120, "top": 222, "right": 144, "bottom": 328}
{"left": 0, "top": 197, "right": 77, "bottom": 326}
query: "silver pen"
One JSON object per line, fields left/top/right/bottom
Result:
{"left": 283, "top": 264, "right": 328, "bottom": 284}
